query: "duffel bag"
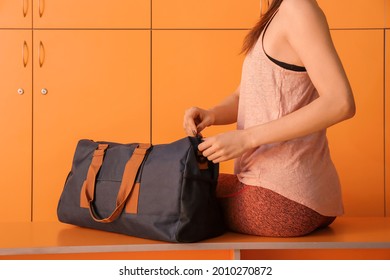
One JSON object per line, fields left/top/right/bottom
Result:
{"left": 57, "top": 136, "right": 225, "bottom": 242}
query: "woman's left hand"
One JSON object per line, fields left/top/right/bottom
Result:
{"left": 198, "top": 130, "right": 253, "bottom": 163}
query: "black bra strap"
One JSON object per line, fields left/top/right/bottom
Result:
{"left": 262, "top": 9, "right": 307, "bottom": 72}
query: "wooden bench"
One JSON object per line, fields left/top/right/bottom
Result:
{"left": 1, "top": 217, "right": 389, "bottom": 260}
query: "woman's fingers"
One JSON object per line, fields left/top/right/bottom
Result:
{"left": 198, "top": 130, "right": 250, "bottom": 163}
{"left": 198, "top": 138, "right": 221, "bottom": 162}
{"left": 183, "top": 106, "right": 213, "bottom": 136}
{"left": 183, "top": 107, "right": 200, "bottom": 136}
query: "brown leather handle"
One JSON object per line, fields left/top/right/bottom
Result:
{"left": 80, "top": 143, "right": 151, "bottom": 223}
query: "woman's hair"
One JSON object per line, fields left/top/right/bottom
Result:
{"left": 242, "top": 0, "right": 284, "bottom": 54}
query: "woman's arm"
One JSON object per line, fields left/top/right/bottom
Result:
{"left": 199, "top": 0, "right": 355, "bottom": 163}
{"left": 183, "top": 85, "right": 240, "bottom": 136}
{"left": 248, "top": 0, "right": 355, "bottom": 145}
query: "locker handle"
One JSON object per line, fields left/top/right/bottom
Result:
{"left": 22, "top": 0, "right": 29, "bottom": 18}
{"left": 22, "top": 41, "right": 29, "bottom": 68}
{"left": 38, "top": 41, "right": 45, "bottom": 67}
{"left": 39, "top": 0, "right": 44, "bottom": 17}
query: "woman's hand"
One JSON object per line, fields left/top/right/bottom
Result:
{"left": 198, "top": 130, "right": 254, "bottom": 163}
{"left": 183, "top": 107, "right": 216, "bottom": 136}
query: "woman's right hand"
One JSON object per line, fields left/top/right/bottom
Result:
{"left": 183, "top": 107, "right": 215, "bottom": 136}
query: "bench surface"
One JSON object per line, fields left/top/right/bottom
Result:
{"left": 1, "top": 217, "right": 389, "bottom": 256}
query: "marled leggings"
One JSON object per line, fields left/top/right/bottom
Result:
{"left": 217, "top": 174, "right": 336, "bottom": 237}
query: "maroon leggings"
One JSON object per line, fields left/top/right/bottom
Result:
{"left": 216, "top": 174, "right": 336, "bottom": 237}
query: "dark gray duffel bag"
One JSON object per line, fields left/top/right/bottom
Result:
{"left": 57, "top": 136, "right": 225, "bottom": 242}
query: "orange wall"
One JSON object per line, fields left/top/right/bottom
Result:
{"left": 0, "top": 0, "right": 388, "bottom": 261}
{"left": 317, "top": 0, "right": 385, "bottom": 29}
{"left": 0, "top": 0, "right": 388, "bottom": 221}
{"left": 327, "top": 30, "right": 384, "bottom": 216}
{"left": 152, "top": 0, "right": 389, "bottom": 217}
{"left": 0, "top": 30, "right": 32, "bottom": 221}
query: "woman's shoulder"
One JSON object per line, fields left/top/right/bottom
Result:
{"left": 279, "top": 0, "right": 322, "bottom": 11}
{"left": 278, "top": 0, "right": 327, "bottom": 25}
{"left": 278, "top": 0, "right": 330, "bottom": 39}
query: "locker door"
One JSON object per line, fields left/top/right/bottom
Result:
{"left": 33, "top": 30, "right": 150, "bottom": 221}
{"left": 153, "top": 0, "right": 260, "bottom": 29}
{"left": 152, "top": 30, "right": 246, "bottom": 173}
{"left": 387, "top": 0, "right": 390, "bottom": 28}
{"left": 0, "top": 0, "right": 32, "bottom": 28}
{"left": 328, "top": 30, "right": 384, "bottom": 216}
{"left": 0, "top": 30, "right": 32, "bottom": 221}
{"left": 317, "top": 0, "right": 385, "bottom": 29}
{"left": 33, "top": 0, "right": 150, "bottom": 28}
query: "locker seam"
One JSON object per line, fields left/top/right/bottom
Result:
{"left": 150, "top": 0, "right": 153, "bottom": 144}
{"left": 30, "top": 0, "right": 34, "bottom": 222}
{"left": 384, "top": 28, "right": 388, "bottom": 217}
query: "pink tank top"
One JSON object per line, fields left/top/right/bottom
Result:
{"left": 235, "top": 17, "right": 344, "bottom": 216}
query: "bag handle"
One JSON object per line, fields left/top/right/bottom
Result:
{"left": 80, "top": 143, "right": 151, "bottom": 223}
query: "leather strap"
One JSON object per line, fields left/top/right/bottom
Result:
{"left": 80, "top": 143, "right": 151, "bottom": 223}
{"left": 80, "top": 144, "right": 109, "bottom": 209}
{"left": 125, "top": 182, "right": 140, "bottom": 214}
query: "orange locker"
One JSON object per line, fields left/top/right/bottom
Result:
{"left": 386, "top": 30, "right": 390, "bottom": 217}
{"left": 0, "top": 0, "right": 32, "bottom": 28}
{"left": 317, "top": 0, "right": 385, "bottom": 29}
{"left": 152, "top": 30, "right": 248, "bottom": 173}
{"left": 0, "top": 30, "right": 33, "bottom": 221}
{"left": 153, "top": 0, "right": 260, "bottom": 29}
{"left": 33, "top": 30, "right": 150, "bottom": 221}
{"left": 327, "top": 30, "right": 384, "bottom": 216}
{"left": 387, "top": 0, "right": 390, "bottom": 28}
{"left": 32, "top": 0, "right": 150, "bottom": 29}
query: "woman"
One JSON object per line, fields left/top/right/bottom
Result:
{"left": 184, "top": 0, "right": 355, "bottom": 237}
{"left": 183, "top": 0, "right": 355, "bottom": 237}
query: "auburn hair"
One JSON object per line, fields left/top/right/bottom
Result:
{"left": 242, "top": 0, "right": 284, "bottom": 55}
